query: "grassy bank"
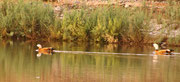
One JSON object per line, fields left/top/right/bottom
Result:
{"left": 0, "top": 0, "right": 180, "bottom": 45}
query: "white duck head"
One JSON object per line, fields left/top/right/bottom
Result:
{"left": 153, "top": 43, "right": 159, "bottom": 50}
{"left": 37, "top": 44, "right": 42, "bottom": 48}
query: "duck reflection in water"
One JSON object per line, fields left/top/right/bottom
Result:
{"left": 36, "top": 44, "right": 54, "bottom": 57}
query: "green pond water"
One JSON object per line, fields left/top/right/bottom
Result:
{"left": 0, "top": 41, "right": 180, "bottom": 82}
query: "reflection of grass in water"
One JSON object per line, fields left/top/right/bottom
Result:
{"left": 56, "top": 53, "right": 179, "bottom": 82}
{"left": 0, "top": 41, "right": 179, "bottom": 82}
{"left": 57, "top": 53, "right": 145, "bottom": 81}
{"left": 0, "top": 42, "right": 53, "bottom": 82}
{"left": 0, "top": 42, "right": 144, "bottom": 81}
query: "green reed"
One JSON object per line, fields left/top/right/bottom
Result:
{"left": 0, "top": 0, "right": 180, "bottom": 45}
{"left": 163, "top": 1, "right": 180, "bottom": 45}
{"left": 0, "top": 0, "right": 54, "bottom": 39}
{"left": 0, "top": 0, "right": 152, "bottom": 43}
{"left": 60, "top": 6, "right": 152, "bottom": 43}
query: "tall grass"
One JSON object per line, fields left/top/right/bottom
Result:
{"left": 0, "top": 0, "right": 180, "bottom": 45}
{"left": 60, "top": 6, "right": 151, "bottom": 43}
{"left": 0, "top": 0, "right": 154, "bottom": 43}
{"left": 163, "top": 1, "right": 180, "bottom": 44}
{"left": 0, "top": 0, "right": 54, "bottom": 39}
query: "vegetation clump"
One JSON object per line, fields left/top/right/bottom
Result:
{"left": 0, "top": 0, "right": 180, "bottom": 45}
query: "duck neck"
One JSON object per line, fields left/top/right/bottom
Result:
{"left": 155, "top": 49, "right": 159, "bottom": 51}
{"left": 38, "top": 46, "right": 42, "bottom": 49}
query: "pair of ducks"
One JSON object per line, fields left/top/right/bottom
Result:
{"left": 36, "top": 43, "right": 174, "bottom": 55}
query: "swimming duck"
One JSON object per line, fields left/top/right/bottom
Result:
{"left": 36, "top": 44, "right": 54, "bottom": 54}
{"left": 153, "top": 43, "right": 174, "bottom": 55}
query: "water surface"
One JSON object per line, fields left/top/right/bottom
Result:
{"left": 0, "top": 41, "right": 180, "bottom": 82}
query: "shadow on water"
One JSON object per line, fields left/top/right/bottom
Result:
{"left": 0, "top": 40, "right": 180, "bottom": 82}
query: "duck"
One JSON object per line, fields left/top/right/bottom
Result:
{"left": 36, "top": 44, "right": 54, "bottom": 55}
{"left": 153, "top": 43, "right": 174, "bottom": 55}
